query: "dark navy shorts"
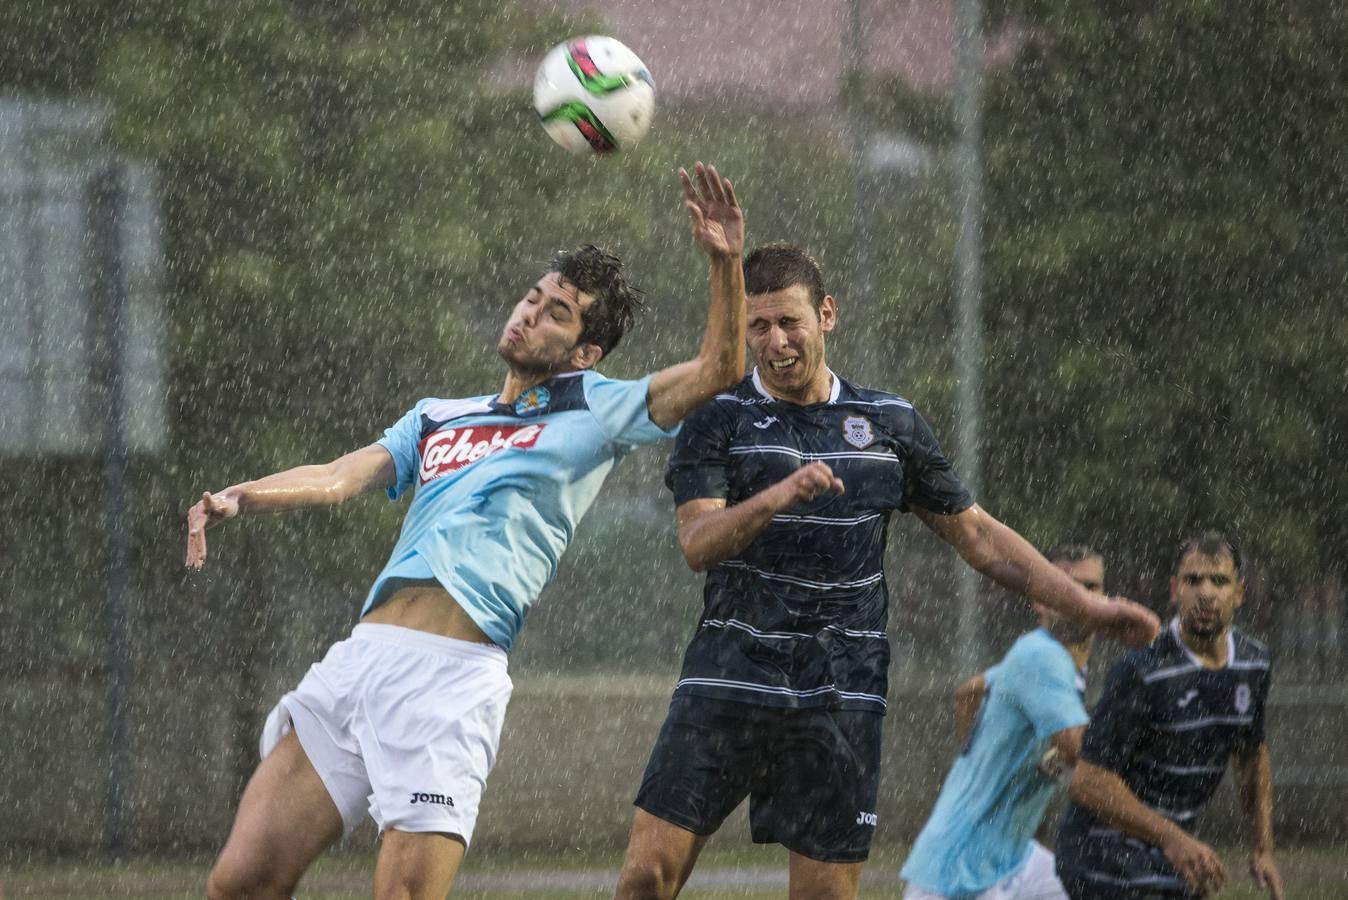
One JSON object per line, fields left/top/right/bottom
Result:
{"left": 633, "top": 695, "right": 883, "bottom": 863}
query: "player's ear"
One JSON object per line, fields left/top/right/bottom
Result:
{"left": 819, "top": 295, "right": 837, "bottom": 333}
{"left": 571, "top": 342, "right": 604, "bottom": 371}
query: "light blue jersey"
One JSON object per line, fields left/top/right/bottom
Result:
{"left": 901, "top": 628, "right": 1088, "bottom": 896}
{"left": 364, "top": 369, "right": 676, "bottom": 651}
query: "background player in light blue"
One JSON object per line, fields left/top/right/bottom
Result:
{"left": 901, "top": 545, "right": 1107, "bottom": 900}
{"left": 183, "top": 162, "right": 746, "bottom": 900}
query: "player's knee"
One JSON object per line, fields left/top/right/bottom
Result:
{"left": 615, "top": 855, "right": 682, "bottom": 900}
{"left": 206, "top": 854, "right": 297, "bottom": 900}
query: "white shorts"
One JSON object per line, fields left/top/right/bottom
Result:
{"left": 260, "top": 623, "right": 512, "bottom": 843}
{"left": 903, "top": 843, "right": 1068, "bottom": 900}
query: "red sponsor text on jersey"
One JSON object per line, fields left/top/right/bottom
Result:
{"left": 418, "top": 424, "right": 545, "bottom": 483}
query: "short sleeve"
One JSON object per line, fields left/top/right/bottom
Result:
{"left": 376, "top": 401, "right": 426, "bottom": 501}
{"left": 665, "top": 401, "right": 734, "bottom": 504}
{"left": 583, "top": 372, "right": 679, "bottom": 451}
{"left": 1001, "top": 639, "right": 1089, "bottom": 742}
{"left": 1080, "top": 653, "right": 1151, "bottom": 773}
{"left": 900, "top": 408, "right": 974, "bottom": 515}
{"left": 1240, "top": 661, "right": 1273, "bottom": 750}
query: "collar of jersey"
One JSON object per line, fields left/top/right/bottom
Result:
{"left": 488, "top": 369, "right": 585, "bottom": 414}
{"left": 750, "top": 366, "right": 841, "bottom": 404}
{"left": 1168, "top": 616, "right": 1236, "bottom": 670}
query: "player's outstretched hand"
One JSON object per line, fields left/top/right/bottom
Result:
{"left": 1250, "top": 849, "right": 1285, "bottom": 900}
{"left": 1162, "top": 832, "right": 1226, "bottom": 896}
{"left": 185, "top": 490, "right": 241, "bottom": 570}
{"left": 1096, "top": 597, "right": 1161, "bottom": 648}
{"left": 679, "top": 161, "right": 744, "bottom": 260}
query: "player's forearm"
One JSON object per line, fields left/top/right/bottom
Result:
{"left": 679, "top": 487, "right": 788, "bottom": 571}
{"left": 222, "top": 463, "right": 357, "bottom": 514}
{"left": 1234, "top": 744, "right": 1276, "bottom": 855}
{"left": 1070, "top": 761, "right": 1188, "bottom": 851}
{"left": 964, "top": 512, "right": 1105, "bottom": 629}
{"left": 693, "top": 254, "right": 746, "bottom": 390}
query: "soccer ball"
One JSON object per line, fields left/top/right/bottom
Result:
{"left": 532, "top": 36, "right": 655, "bottom": 154}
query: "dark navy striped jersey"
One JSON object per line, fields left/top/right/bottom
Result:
{"left": 664, "top": 369, "right": 973, "bottom": 714}
{"left": 1056, "top": 619, "right": 1273, "bottom": 895}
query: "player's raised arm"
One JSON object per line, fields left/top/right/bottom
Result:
{"left": 915, "top": 504, "right": 1161, "bottom": 647}
{"left": 185, "top": 443, "right": 396, "bottom": 569}
{"left": 645, "top": 162, "right": 746, "bottom": 430}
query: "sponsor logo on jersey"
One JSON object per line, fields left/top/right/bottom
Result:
{"left": 514, "top": 385, "right": 551, "bottom": 417}
{"left": 751, "top": 415, "right": 778, "bottom": 430}
{"left": 409, "top": 791, "right": 454, "bottom": 807}
{"left": 842, "top": 415, "right": 874, "bottom": 449}
{"left": 1234, "top": 683, "right": 1251, "bottom": 714}
{"left": 418, "top": 424, "right": 545, "bottom": 483}
{"left": 855, "top": 811, "right": 878, "bottom": 826}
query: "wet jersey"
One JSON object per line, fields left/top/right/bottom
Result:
{"left": 901, "top": 628, "right": 1088, "bottom": 895}
{"left": 665, "top": 369, "right": 973, "bottom": 713}
{"left": 1056, "top": 619, "right": 1272, "bottom": 895}
{"left": 366, "top": 369, "right": 676, "bottom": 651}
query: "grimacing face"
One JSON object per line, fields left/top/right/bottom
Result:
{"left": 1170, "top": 549, "right": 1244, "bottom": 642}
{"left": 745, "top": 283, "right": 836, "bottom": 402}
{"left": 497, "top": 271, "right": 599, "bottom": 374}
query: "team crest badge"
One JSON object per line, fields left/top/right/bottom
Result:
{"left": 842, "top": 416, "right": 874, "bottom": 449}
{"left": 514, "top": 386, "right": 550, "bottom": 417}
{"left": 1234, "top": 683, "right": 1251, "bottom": 715}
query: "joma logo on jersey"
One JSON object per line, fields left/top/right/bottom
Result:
{"left": 409, "top": 791, "right": 454, "bottom": 807}
{"left": 855, "top": 811, "right": 878, "bottom": 826}
{"left": 418, "top": 424, "right": 545, "bottom": 483}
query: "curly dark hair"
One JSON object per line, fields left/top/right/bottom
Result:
{"left": 551, "top": 245, "right": 645, "bottom": 356}
{"left": 743, "top": 242, "right": 827, "bottom": 312}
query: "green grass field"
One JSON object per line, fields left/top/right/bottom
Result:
{"left": 4, "top": 843, "right": 1347, "bottom": 899}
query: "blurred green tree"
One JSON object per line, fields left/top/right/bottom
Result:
{"left": 977, "top": 0, "right": 1348, "bottom": 581}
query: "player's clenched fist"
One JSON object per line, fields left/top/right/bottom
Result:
{"left": 185, "top": 489, "right": 241, "bottom": 570}
{"left": 774, "top": 461, "right": 844, "bottom": 506}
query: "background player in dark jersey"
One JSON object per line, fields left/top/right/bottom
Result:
{"left": 184, "top": 163, "right": 746, "bottom": 900}
{"left": 1056, "top": 532, "right": 1284, "bottom": 899}
{"left": 613, "top": 243, "right": 1161, "bottom": 900}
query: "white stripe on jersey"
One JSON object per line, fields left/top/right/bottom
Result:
{"left": 727, "top": 445, "right": 894, "bottom": 462}
{"left": 771, "top": 512, "right": 884, "bottom": 526}
{"left": 718, "top": 559, "right": 884, "bottom": 591}
{"left": 422, "top": 397, "right": 494, "bottom": 423}
{"left": 676, "top": 676, "right": 888, "bottom": 708}
{"left": 701, "top": 617, "right": 886, "bottom": 640}
{"left": 1155, "top": 715, "right": 1253, "bottom": 732}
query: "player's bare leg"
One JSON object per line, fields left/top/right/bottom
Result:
{"left": 207, "top": 730, "right": 344, "bottom": 900}
{"left": 788, "top": 853, "right": 862, "bottom": 900}
{"left": 614, "top": 809, "right": 709, "bottom": 900}
{"left": 372, "top": 830, "right": 465, "bottom": 899}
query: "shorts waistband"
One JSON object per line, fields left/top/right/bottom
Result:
{"left": 350, "top": 623, "right": 508, "bottom": 664}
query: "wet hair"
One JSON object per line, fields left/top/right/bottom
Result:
{"left": 1173, "top": 531, "right": 1242, "bottom": 576}
{"left": 1045, "top": 544, "right": 1102, "bottom": 565}
{"left": 552, "top": 245, "right": 644, "bottom": 356}
{"left": 743, "top": 242, "right": 827, "bottom": 312}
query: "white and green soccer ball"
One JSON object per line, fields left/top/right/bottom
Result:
{"left": 532, "top": 36, "right": 655, "bottom": 154}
